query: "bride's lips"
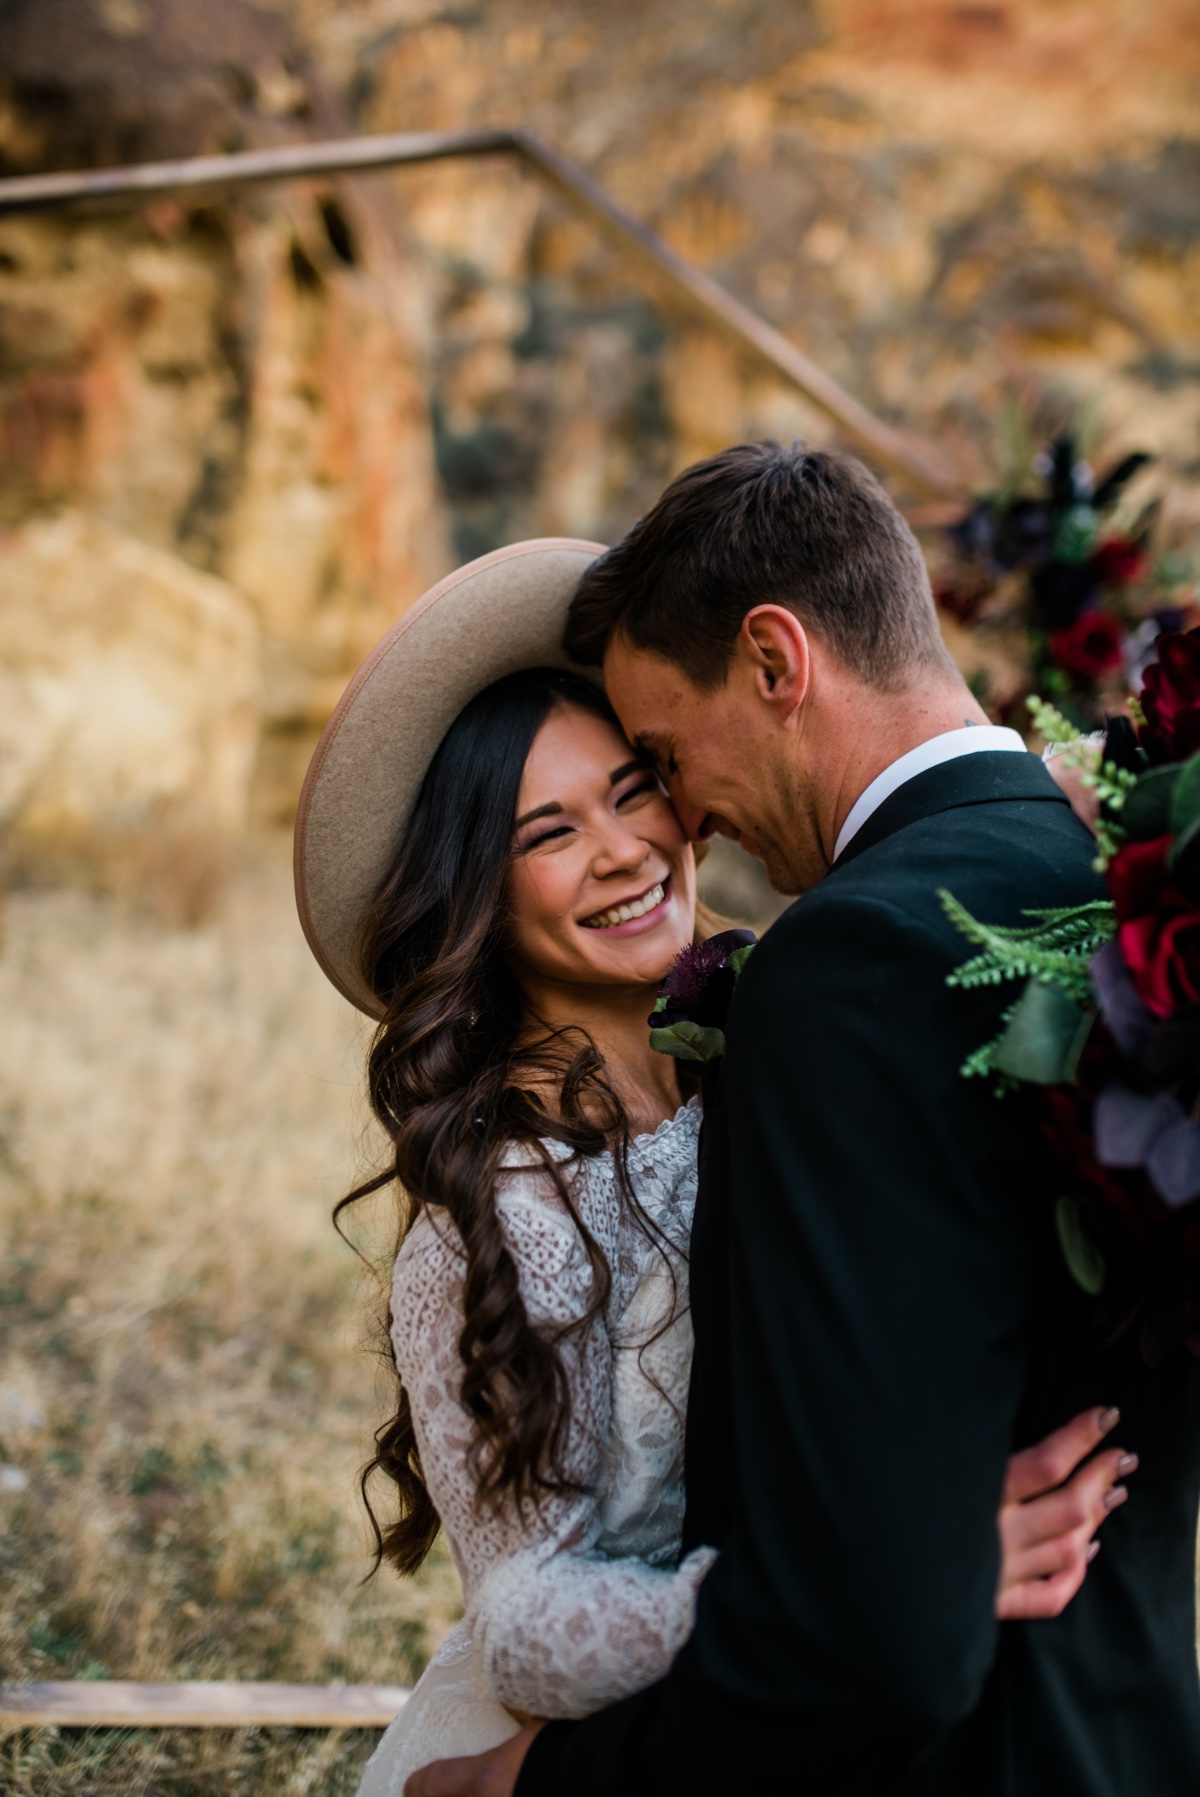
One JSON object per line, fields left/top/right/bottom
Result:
{"left": 579, "top": 876, "right": 673, "bottom": 935}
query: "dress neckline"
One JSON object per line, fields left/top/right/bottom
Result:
{"left": 629, "top": 1094, "right": 701, "bottom": 1148}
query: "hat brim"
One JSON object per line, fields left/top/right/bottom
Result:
{"left": 294, "top": 537, "right": 606, "bottom": 1017}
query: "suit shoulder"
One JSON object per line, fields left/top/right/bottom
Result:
{"left": 739, "top": 885, "right": 944, "bottom": 1011}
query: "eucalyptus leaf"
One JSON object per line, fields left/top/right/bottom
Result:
{"left": 1055, "top": 1196, "right": 1106, "bottom": 1296}
{"left": 1121, "top": 763, "right": 1181, "bottom": 840}
{"left": 648, "top": 1021, "right": 726, "bottom": 1064}
{"left": 1169, "top": 751, "right": 1200, "bottom": 837}
{"left": 992, "top": 979, "right": 1094, "bottom": 1085}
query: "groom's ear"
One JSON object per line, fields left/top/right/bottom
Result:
{"left": 741, "top": 606, "right": 810, "bottom": 720}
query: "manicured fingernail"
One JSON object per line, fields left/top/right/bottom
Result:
{"left": 1103, "top": 1485, "right": 1128, "bottom": 1511}
{"left": 1086, "top": 1540, "right": 1101, "bottom": 1562}
{"left": 1117, "top": 1453, "right": 1139, "bottom": 1476}
{"left": 1097, "top": 1407, "right": 1120, "bottom": 1433}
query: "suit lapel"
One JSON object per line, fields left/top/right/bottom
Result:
{"left": 832, "top": 750, "right": 1074, "bottom": 871}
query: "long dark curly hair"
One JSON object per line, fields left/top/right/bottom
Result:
{"left": 337, "top": 666, "right": 680, "bottom": 1576}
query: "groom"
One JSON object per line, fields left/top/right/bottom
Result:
{"left": 415, "top": 443, "right": 1200, "bottom": 1794}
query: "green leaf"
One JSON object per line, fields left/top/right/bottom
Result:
{"left": 1055, "top": 1196, "right": 1106, "bottom": 1296}
{"left": 729, "top": 943, "right": 756, "bottom": 978}
{"left": 651, "top": 995, "right": 669, "bottom": 1014}
{"left": 1121, "top": 763, "right": 1180, "bottom": 840}
{"left": 648, "top": 1021, "right": 726, "bottom": 1064}
{"left": 1169, "top": 751, "right": 1200, "bottom": 837}
{"left": 991, "top": 979, "right": 1094, "bottom": 1084}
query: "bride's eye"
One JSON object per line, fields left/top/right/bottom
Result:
{"left": 616, "top": 779, "right": 656, "bottom": 808}
{"left": 523, "top": 823, "right": 573, "bottom": 850}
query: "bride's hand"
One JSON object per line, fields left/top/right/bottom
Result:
{"left": 996, "top": 1406, "right": 1136, "bottom": 1621}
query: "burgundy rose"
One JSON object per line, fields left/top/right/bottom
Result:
{"left": 1108, "top": 836, "right": 1174, "bottom": 920}
{"left": 1095, "top": 535, "right": 1149, "bottom": 586}
{"left": 1139, "top": 629, "right": 1200, "bottom": 764}
{"left": 1048, "top": 610, "right": 1125, "bottom": 680}
{"left": 1107, "top": 837, "right": 1200, "bottom": 1019}
{"left": 1121, "top": 909, "right": 1200, "bottom": 1019}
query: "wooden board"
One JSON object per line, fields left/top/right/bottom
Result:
{"left": 0, "top": 1681, "right": 410, "bottom": 1730}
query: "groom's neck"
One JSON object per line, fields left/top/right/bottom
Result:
{"left": 786, "top": 661, "right": 990, "bottom": 887}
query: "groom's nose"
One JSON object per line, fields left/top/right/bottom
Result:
{"left": 672, "top": 794, "right": 718, "bottom": 843}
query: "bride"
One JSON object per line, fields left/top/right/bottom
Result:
{"left": 292, "top": 542, "right": 1134, "bottom": 1797}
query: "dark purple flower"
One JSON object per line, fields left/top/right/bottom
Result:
{"left": 1031, "top": 558, "right": 1100, "bottom": 627}
{"left": 651, "top": 929, "right": 757, "bottom": 1031}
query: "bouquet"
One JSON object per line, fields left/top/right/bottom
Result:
{"left": 943, "top": 629, "right": 1200, "bottom": 1362}
{"left": 941, "top": 432, "right": 1195, "bottom": 726}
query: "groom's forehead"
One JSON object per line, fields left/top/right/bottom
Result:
{"left": 603, "top": 638, "right": 696, "bottom": 725}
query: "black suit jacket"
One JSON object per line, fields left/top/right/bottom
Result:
{"left": 517, "top": 753, "right": 1200, "bottom": 1797}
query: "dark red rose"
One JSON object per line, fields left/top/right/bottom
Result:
{"left": 1095, "top": 536, "right": 1149, "bottom": 586}
{"left": 1106, "top": 836, "right": 1200, "bottom": 1018}
{"left": 1049, "top": 609, "right": 1126, "bottom": 679}
{"left": 1119, "top": 907, "right": 1200, "bottom": 1018}
{"left": 1108, "top": 836, "right": 1173, "bottom": 920}
{"left": 1139, "top": 629, "right": 1200, "bottom": 764}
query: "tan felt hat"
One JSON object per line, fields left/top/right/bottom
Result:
{"left": 294, "top": 537, "right": 606, "bottom": 1017}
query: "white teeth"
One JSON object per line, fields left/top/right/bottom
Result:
{"left": 583, "top": 882, "right": 665, "bottom": 929}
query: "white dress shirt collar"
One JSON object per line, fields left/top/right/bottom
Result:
{"left": 832, "top": 725, "right": 1028, "bottom": 863}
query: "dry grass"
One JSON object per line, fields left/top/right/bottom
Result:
{"left": 0, "top": 828, "right": 782, "bottom": 1795}
{"left": 0, "top": 835, "right": 460, "bottom": 1796}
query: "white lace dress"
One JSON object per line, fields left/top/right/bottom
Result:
{"left": 357, "top": 1098, "right": 714, "bottom": 1796}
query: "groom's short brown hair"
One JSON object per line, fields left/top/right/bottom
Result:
{"left": 565, "top": 441, "right": 956, "bottom": 690}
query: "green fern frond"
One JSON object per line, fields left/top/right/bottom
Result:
{"left": 958, "top": 996, "right": 1022, "bottom": 1093}
{"left": 938, "top": 890, "right": 1114, "bottom": 1006}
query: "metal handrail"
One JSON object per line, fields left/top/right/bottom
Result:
{"left": 0, "top": 126, "right": 962, "bottom": 497}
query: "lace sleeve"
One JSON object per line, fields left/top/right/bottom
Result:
{"left": 390, "top": 1162, "right": 716, "bottom": 1721}
{"left": 473, "top": 1537, "right": 715, "bottom": 1719}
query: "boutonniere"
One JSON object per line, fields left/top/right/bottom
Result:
{"left": 648, "top": 929, "right": 757, "bottom": 1064}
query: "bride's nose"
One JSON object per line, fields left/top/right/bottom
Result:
{"left": 590, "top": 814, "right": 651, "bottom": 879}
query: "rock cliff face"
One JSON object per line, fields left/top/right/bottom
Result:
{"left": 1, "top": 0, "right": 1198, "bottom": 847}
{"left": 326, "top": 0, "right": 1199, "bottom": 549}
{"left": 0, "top": 0, "right": 448, "bottom": 834}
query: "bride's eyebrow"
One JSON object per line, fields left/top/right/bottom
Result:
{"left": 514, "top": 761, "right": 647, "bottom": 829}
{"left": 514, "top": 800, "right": 562, "bottom": 829}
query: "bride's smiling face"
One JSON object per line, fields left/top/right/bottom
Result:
{"left": 506, "top": 701, "right": 697, "bottom": 992}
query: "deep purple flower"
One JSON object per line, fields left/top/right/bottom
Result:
{"left": 651, "top": 929, "right": 757, "bottom": 1031}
